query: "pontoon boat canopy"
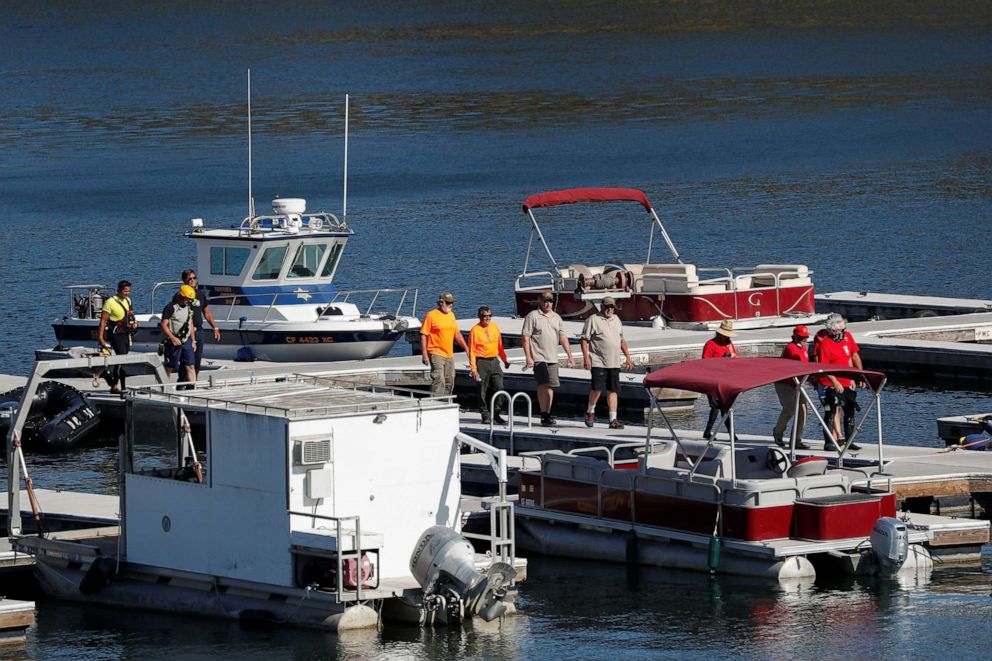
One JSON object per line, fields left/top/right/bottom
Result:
{"left": 522, "top": 188, "right": 653, "bottom": 213}
{"left": 643, "top": 357, "right": 885, "bottom": 410}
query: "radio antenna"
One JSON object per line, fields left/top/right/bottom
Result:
{"left": 342, "top": 93, "right": 349, "bottom": 225}
{"left": 247, "top": 69, "right": 255, "bottom": 220}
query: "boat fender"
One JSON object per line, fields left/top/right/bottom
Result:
{"left": 235, "top": 346, "right": 256, "bottom": 362}
{"left": 707, "top": 535, "right": 721, "bottom": 573}
{"left": 79, "top": 557, "right": 117, "bottom": 595}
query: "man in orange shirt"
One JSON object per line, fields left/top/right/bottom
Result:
{"left": 421, "top": 291, "right": 469, "bottom": 396}
{"left": 469, "top": 306, "right": 511, "bottom": 424}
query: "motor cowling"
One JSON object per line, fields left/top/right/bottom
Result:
{"left": 410, "top": 526, "right": 515, "bottom": 623}
{"left": 870, "top": 517, "right": 909, "bottom": 566}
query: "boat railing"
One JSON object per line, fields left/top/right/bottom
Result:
{"left": 237, "top": 211, "right": 346, "bottom": 237}
{"left": 286, "top": 510, "right": 371, "bottom": 602}
{"left": 190, "top": 287, "right": 419, "bottom": 322}
{"left": 514, "top": 271, "right": 558, "bottom": 291}
{"left": 150, "top": 281, "right": 184, "bottom": 314}
{"left": 456, "top": 432, "right": 514, "bottom": 565}
{"left": 325, "top": 287, "right": 420, "bottom": 320}
{"left": 568, "top": 441, "right": 645, "bottom": 467}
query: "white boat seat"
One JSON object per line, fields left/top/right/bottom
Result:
{"left": 786, "top": 456, "right": 829, "bottom": 478}
{"left": 641, "top": 263, "right": 697, "bottom": 278}
{"left": 752, "top": 264, "right": 811, "bottom": 287}
{"left": 638, "top": 442, "right": 678, "bottom": 469}
{"left": 543, "top": 454, "right": 610, "bottom": 483}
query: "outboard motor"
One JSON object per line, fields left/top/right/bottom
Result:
{"left": 410, "top": 526, "right": 515, "bottom": 623}
{"left": 870, "top": 517, "right": 909, "bottom": 573}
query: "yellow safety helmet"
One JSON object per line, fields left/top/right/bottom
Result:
{"left": 179, "top": 284, "right": 197, "bottom": 300}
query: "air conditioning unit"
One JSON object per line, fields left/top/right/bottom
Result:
{"left": 294, "top": 436, "right": 332, "bottom": 466}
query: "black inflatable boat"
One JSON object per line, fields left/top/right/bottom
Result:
{"left": 0, "top": 381, "right": 101, "bottom": 451}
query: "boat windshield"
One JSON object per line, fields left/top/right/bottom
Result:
{"left": 320, "top": 242, "right": 345, "bottom": 279}
{"left": 252, "top": 245, "right": 288, "bottom": 280}
{"left": 287, "top": 243, "right": 328, "bottom": 279}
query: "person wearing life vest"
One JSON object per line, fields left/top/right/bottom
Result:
{"left": 176, "top": 268, "right": 220, "bottom": 379}
{"left": 97, "top": 280, "right": 137, "bottom": 393}
{"left": 160, "top": 285, "right": 198, "bottom": 384}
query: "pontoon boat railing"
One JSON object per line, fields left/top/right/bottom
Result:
{"left": 489, "top": 391, "right": 532, "bottom": 451}
{"left": 286, "top": 510, "right": 370, "bottom": 602}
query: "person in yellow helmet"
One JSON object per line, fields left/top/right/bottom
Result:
{"left": 159, "top": 284, "right": 198, "bottom": 383}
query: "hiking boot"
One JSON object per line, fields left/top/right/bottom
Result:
{"left": 541, "top": 414, "right": 557, "bottom": 428}
{"left": 848, "top": 441, "right": 862, "bottom": 451}
{"left": 824, "top": 440, "right": 840, "bottom": 452}
{"left": 609, "top": 419, "right": 624, "bottom": 430}
{"left": 773, "top": 436, "right": 785, "bottom": 447}
{"left": 796, "top": 440, "right": 812, "bottom": 450}
{"left": 493, "top": 413, "right": 507, "bottom": 425}
{"left": 584, "top": 412, "right": 595, "bottom": 428}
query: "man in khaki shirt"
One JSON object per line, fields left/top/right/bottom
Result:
{"left": 581, "top": 297, "right": 633, "bottom": 429}
{"left": 521, "top": 291, "right": 575, "bottom": 427}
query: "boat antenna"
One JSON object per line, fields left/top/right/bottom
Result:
{"left": 247, "top": 69, "right": 255, "bottom": 220}
{"left": 342, "top": 93, "right": 349, "bottom": 225}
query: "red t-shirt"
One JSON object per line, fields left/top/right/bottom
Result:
{"left": 814, "top": 333, "right": 859, "bottom": 386}
{"left": 702, "top": 338, "right": 737, "bottom": 359}
{"left": 781, "top": 342, "right": 810, "bottom": 362}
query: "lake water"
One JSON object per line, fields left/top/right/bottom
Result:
{"left": 1, "top": 2, "right": 991, "bottom": 658}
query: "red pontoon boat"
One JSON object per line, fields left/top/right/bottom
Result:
{"left": 514, "top": 358, "right": 933, "bottom": 580}
{"left": 514, "top": 188, "right": 816, "bottom": 325}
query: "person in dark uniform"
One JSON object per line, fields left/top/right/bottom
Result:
{"left": 176, "top": 269, "right": 220, "bottom": 380}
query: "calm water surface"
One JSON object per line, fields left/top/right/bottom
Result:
{"left": 1, "top": 2, "right": 991, "bottom": 658}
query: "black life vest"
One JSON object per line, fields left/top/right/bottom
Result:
{"left": 106, "top": 297, "right": 137, "bottom": 338}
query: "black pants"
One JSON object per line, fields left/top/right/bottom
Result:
{"left": 476, "top": 357, "right": 504, "bottom": 420}
{"left": 703, "top": 395, "right": 732, "bottom": 438}
{"left": 105, "top": 333, "right": 130, "bottom": 388}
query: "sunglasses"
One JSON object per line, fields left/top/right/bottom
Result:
{"left": 481, "top": 315, "right": 492, "bottom": 319}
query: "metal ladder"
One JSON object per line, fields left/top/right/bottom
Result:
{"left": 488, "top": 390, "right": 533, "bottom": 454}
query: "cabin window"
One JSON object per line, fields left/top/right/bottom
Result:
{"left": 210, "top": 247, "right": 251, "bottom": 277}
{"left": 320, "top": 242, "right": 345, "bottom": 279}
{"left": 127, "top": 404, "right": 209, "bottom": 485}
{"left": 252, "top": 245, "right": 288, "bottom": 280}
{"left": 287, "top": 243, "right": 328, "bottom": 279}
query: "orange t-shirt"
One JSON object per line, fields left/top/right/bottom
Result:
{"left": 421, "top": 308, "right": 459, "bottom": 359}
{"left": 468, "top": 322, "right": 508, "bottom": 371}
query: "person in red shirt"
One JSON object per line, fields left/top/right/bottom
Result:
{"left": 701, "top": 320, "right": 737, "bottom": 440}
{"left": 773, "top": 325, "right": 811, "bottom": 449}
{"left": 812, "top": 314, "right": 862, "bottom": 451}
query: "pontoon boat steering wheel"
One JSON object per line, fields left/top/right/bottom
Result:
{"left": 766, "top": 447, "right": 790, "bottom": 474}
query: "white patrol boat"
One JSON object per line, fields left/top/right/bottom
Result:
{"left": 54, "top": 197, "right": 420, "bottom": 362}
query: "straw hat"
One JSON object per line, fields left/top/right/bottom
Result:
{"left": 715, "top": 319, "right": 736, "bottom": 337}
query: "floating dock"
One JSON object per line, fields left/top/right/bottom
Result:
{"left": 816, "top": 291, "right": 992, "bottom": 321}
{"left": 0, "top": 599, "right": 34, "bottom": 647}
